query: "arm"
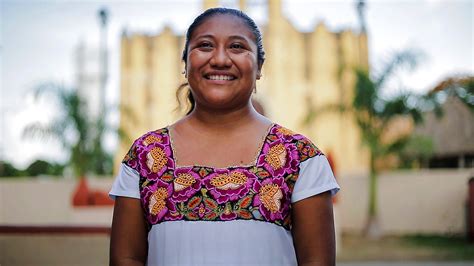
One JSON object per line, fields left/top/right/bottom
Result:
{"left": 291, "top": 191, "right": 335, "bottom": 266}
{"left": 110, "top": 197, "right": 148, "bottom": 266}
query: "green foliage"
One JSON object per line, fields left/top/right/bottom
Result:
{"left": 404, "top": 234, "right": 474, "bottom": 260}
{"left": 304, "top": 49, "right": 443, "bottom": 235}
{"left": 0, "top": 161, "right": 26, "bottom": 177}
{"left": 0, "top": 159, "right": 64, "bottom": 178}
{"left": 353, "top": 51, "right": 439, "bottom": 223}
{"left": 398, "top": 135, "right": 435, "bottom": 168}
{"left": 25, "top": 159, "right": 65, "bottom": 176}
{"left": 23, "top": 83, "right": 113, "bottom": 178}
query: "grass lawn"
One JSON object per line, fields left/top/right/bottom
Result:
{"left": 337, "top": 233, "right": 474, "bottom": 262}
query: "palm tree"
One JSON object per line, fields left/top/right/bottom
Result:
{"left": 23, "top": 83, "right": 112, "bottom": 178}
{"left": 354, "top": 51, "right": 424, "bottom": 237}
{"left": 305, "top": 50, "right": 441, "bottom": 238}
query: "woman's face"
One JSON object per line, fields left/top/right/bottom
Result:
{"left": 186, "top": 14, "right": 262, "bottom": 110}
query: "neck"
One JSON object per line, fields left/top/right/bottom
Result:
{"left": 184, "top": 101, "right": 268, "bottom": 133}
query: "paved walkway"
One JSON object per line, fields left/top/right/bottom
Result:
{"left": 1, "top": 234, "right": 473, "bottom": 266}
{"left": 339, "top": 263, "right": 474, "bottom": 266}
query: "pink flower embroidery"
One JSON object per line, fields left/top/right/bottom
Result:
{"left": 137, "top": 142, "right": 175, "bottom": 181}
{"left": 142, "top": 179, "right": 174, "bottom": 224}
{"left": 253, "top": 177, "right": 290, "bottom": 222}
{"left": 257, "top": 139, "right": 299, "bottom": 177}
{"left": 172, "top": 167, "right": 202, "bottom": 202}
{"left": 203, "top": 169, "right": 256, "bottom": 204}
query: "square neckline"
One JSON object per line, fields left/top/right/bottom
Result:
{"left": 166, "top": 123, "right": 276, "bottom": 170}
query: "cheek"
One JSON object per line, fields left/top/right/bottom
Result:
{"left": 231, "top": 52, "right": 259, "bottom": 73}
{"left": 187, "top": 51, "right": 209, "bottom": 72}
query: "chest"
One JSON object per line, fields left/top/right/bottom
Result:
{"left": 122, "top": 125, "right": 321, "bottom": 230}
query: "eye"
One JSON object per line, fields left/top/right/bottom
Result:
{"left": 230, "top": 43, "right": 244, "bottom": 50}
{"left": 198, "top": 42, "right": 213, "bottom": 49}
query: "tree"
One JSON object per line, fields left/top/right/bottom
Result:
{"left": 304, "top": 50, "right": 441, "bottom": 238}
{"left": 24, "top": 159, "right": 65, "bottom": 176}
{"left": 23, "top": 83, "right": 113, "bottom": 178}
{"left": 354, "top": 52, "right": 423, "bottom": 237}
{"left": 0, "top": 161, "right": 26, "bottom": 177}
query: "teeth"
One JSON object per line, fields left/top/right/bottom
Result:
{"left": 208, "top": 75, "right": 234, "bottom": 80}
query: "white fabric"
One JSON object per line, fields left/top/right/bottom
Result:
{"left": 109, "top": 155, "right": 339, "bottom": 266}
{"left": 291, "top": 155, "right": 340, "bottom": 203}
{"left": 109, "top": 164, "right": 140, "bottom": 199}
{"left": 147, "top": 220, "right": 296, "bottom": 266}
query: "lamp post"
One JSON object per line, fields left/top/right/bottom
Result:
{"left": 356, "top": 0, "right": 367, "bottom": 33}
{"left": 98, "top": 8, "right": 108, "bottom": 118}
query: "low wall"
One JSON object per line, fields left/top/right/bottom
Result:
{"left": 1, "top": 169, "right": 473, "bottom": 235}
{"left": 338, "top": 169, "right": 474, "bottom": 235}
{"left": 0, "top": 177, "right": 114, "bottom": 226}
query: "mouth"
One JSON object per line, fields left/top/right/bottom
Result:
{"left": 204, "top": 74, "right": 236, "bottom": 81}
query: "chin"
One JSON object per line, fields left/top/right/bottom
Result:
{"left": 202, "top": 98, "right": 245, "bottom": 111}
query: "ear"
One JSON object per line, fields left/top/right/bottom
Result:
{"left": 256, "top": 65, "right": 262, "bottom": 80}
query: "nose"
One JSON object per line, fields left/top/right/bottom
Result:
{"left": 209, "top": 46, "right": 232, "bottom": 68}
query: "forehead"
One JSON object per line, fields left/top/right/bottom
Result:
{"left": 190, "top": 14, "right": 256, "bottom": 42}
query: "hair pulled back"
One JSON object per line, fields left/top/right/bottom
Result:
{"left": 176, "top": 7, "right": 265, "bottom": 115}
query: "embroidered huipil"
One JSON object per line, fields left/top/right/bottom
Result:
{"left": 110, "top": 124, "right": 340, "bottom": 266}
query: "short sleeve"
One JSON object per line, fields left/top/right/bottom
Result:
{"left": 109, "top": 163, "right": 140, "bottom": 200}
{"left": 291, "top": 155, "right": 340, "bottom": 203}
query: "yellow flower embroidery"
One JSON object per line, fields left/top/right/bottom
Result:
{"left": 259, "top": 183, "right": 283, "bottom": 213}
{"left": 277, "top": 127, "right": 295, "bottom": 136}
{"left": 146, "top": 147, "right": 167, "bottom": 173}
{"left": 265, "top": 144, "right": 287, "bottom": 170}
{"left": 174, "top": 173, "right": 196, "bottom": 192}
{"left": 198, "top": 205, "right": 206, "bottom": 216}
{"left": 143, "top": 135, "right": 162, "bottom": 146}
{"left": 210, "top": 171, "right": 248, "bottom": 190}
{"left": 149, "top": 187, "right": 168, "bottom": 215}
{"left": 224, "top": 202, "right": 233, "bottom": 215}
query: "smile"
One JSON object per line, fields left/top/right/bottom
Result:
{"left": 205, "top": 75, "right": 236, "bottom": 81}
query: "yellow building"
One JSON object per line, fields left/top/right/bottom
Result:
{"left": 117, "top": 0, "right": 369, "bottom": 177}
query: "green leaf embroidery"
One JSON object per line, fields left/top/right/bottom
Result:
{"left": 187, "top": 196, "right": 202, "bottom": 210}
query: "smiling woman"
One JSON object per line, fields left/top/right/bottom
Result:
{"left": 109, "top": 7, "right": 339, "bottom": 266}
{"left": 185, "top": 13, "right": 261, "bottom": 112}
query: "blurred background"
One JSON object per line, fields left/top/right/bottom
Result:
{"left": 1, "top": 0, "right": 473, "bottom": 265}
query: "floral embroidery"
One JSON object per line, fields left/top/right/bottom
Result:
{"left": 149, "top": 187, "right": 168, "bottom": 215}
{"left": 122, "top": 124, "right": 324, "bottom": 231}
{"left": 253, "top": 177, "right": 290, "bottom": 222}
{"left": 174, "top": 173, "right": 195, "bottom": 191}
{"left": 146, "top": 147, "right": 167, "bottom": 173}
{"left": 143, "top": 134, "right": 162, "bottom": 146}
{"left": 210, "top": 171, "right": 248, "bottom": 189}
{"left": 141, "top": 180, "right": 174, "bottom": 223}
{"left": 257, "top": 139, "right": 299, "bottom": 178}
{"left": 265, "top": 143, "right": 287, "bottom": 170}
{"left": 259, "top": 183, "right": 282, "bottom": 213}
{"left": 172, "top": 167, "right": 201, "bottom": 202}
{"left": 137, "top": 142, "right": 174, "bottom": 180}
{"left": 276, "top": 127, "right": 295, "bottom": 136}
{"left": 204, "top": 169, "right": 256, "bottom": 204}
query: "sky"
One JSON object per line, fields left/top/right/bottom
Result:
{"left": 1, "top": 0, "right": 473, "bottom": 168}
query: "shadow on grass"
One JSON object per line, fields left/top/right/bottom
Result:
{"left": 338, "top": 233, "right": 474, "bottom": 262}
{"left": 403, "top": 234, "right": 474, "bottom": 260}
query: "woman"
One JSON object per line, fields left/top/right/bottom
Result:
{"left": 110, "top": 8, "right": 339, "bottom": 266}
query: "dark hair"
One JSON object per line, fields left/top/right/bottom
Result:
{"left": 176, "top": 7, "right": 265, "bottom": 115}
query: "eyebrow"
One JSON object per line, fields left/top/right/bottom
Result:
{"left": 193, "top": 34, "right": 251, "bottom": 43}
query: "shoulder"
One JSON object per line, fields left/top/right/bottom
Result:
{"left": 122, "top": 127, "right": 172, "bottom": 168}
{"left": 269, "top": 124, "right": 324, "bottom": 162}
{"left": 128, "top": 127, "right": 171, "bottom": 149}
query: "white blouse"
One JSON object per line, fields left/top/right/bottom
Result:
{"left": 110, "top": 155, "right": 339, "bottom": 266}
